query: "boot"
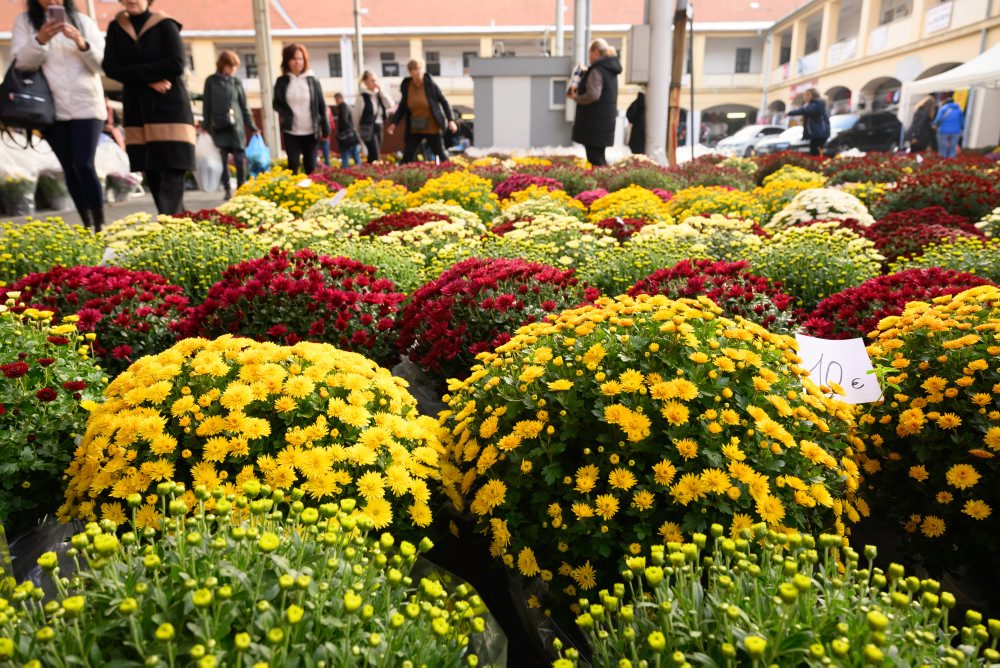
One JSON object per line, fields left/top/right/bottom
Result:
{"left": 91, "top": 208, "right": 105, "bottom": 234}
{"left": 77, "top": 208, "right": 93, "bottom": 231}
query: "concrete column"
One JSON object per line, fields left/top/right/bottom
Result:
{"left": 690, "top": 33, "right": 706, "bottom": 89}
{"left": 911, "top": 0, "right": 930, "bottom": 35}
{"left": 252, "top": 0, "right": 279, "bottom": 156}
{"left": 646, "top": 0, "right": 678, "bottom": 165}
{"left": 555, "top": 0, "right": 566, "bottom": 56}
{"left": 856, "top": 0, "right": 880, "bottom": 57}
{"left": 573, "top": 0, "right": 588, "bottom": 68}
{"left": 789, "top": 18, "right": 805, "bottom": 76}
{"left": 479, "top": 37, "right": 493, "bottom": 58}
{"left": 818, "top": 1, "right": 840, "bottom": 69}
{"left": 408, "top": 38, "right": 423, "bottom": 65}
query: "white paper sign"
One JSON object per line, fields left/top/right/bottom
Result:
{"left": 795, "top": 334, "right": 883, "bottom": 404}
{"left": 925, "top": 2, "right": 952, "bottom": 34}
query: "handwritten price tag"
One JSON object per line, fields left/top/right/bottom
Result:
{"left": 794, "top": 334, "right": 883, "bottom": 404}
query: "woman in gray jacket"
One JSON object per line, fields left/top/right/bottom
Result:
{"left": 353, "top": 71, "right": 394, "bottom": 163}
{"left": 203, "top": 50, "right": 257, "bottom": 199}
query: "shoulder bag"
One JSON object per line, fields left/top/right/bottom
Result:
{"left": 0, "top": 59, "right": 55, "bottom": 146}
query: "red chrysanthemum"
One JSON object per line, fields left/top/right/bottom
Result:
{"left": 35, "top": 387, "right": 57, "bottom": 402}
{"left": 1, "top": 361, "right": 30, "bottom": 378}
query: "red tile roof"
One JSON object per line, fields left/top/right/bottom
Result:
{"left": 0, "top": 0, "right": 811, "bottom": 34}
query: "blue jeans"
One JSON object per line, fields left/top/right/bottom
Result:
{"left": 317, "top": 139, "right": 331, "bottom": 166}
{"left": 937, "top": 132, "right": 961, "bottom": 158}
{"left": 340, "top": 143, "right": 361, "bottom": 168}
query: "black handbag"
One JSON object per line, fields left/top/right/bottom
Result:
{"left": 212, "top": 108, "right": 236, "bottom": 131}
{"left": 0, "top": 60, "right": 55, "bottom": 145}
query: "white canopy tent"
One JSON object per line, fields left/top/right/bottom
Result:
{"left": 898, "top": 41, "right": 1000, "bottom": 149}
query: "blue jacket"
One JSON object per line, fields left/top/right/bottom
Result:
{"left": 934, "top": 101, "right": 964, "bottom": 135}
{"left": 787, "top": 99, "right": 830, "bottom": 140}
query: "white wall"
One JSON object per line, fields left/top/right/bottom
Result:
{"left": 703, "top": 37, "right": 765, "bottom": 74}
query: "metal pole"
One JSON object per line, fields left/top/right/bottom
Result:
{"left": 646, "top": 0, "right": 676, "bottom": 165}
{"left": 760, "top": 30, "right": 772, "bottom": 122}
{"left": 354, "top": 0, "right": 366, "bottom": 79}
{"left": 573, "top": 0, "right": 588, "bottom": 67}
{"left": 252, "top": 0, "right": 279, "bottom": 155}
{"left": 689, "top": 7, "right": 695, "bottom": 160}
{"left": 584, "top": 0, "right": 593, "bottom": 52}
{"left": 555, "top": 0, "right": 565, "bottom": 56}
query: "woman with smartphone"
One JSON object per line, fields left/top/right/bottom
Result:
{"left": 10, "top": 0, "right": 107, "bottom": 230}
{"left": 103, "top": 0, "right": 195, "bottom": 215}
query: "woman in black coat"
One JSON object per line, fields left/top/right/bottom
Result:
{"left": 568, "top": 38, "right": 622, "bottom": 167}
{"left": 787, "top": 88, "right": 830, "bottom": 156}
{"left": 907, "top": 95, "right": 937, "bottom": 153}
{"left": 386, "top": 58, "right": 456, "bottom": 163}
{"left": 272, "top": 43, "right": 329, "bottom": 175}
{"left": 626, "top": 92, "right": 646, "bottom": 156}
{"left": 103, "top": 0, "right": 195, "bottom": 215}
{"left": 203, "top": 50, "right": 257, "bottom": 198}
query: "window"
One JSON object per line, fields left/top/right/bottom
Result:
{"left": 779, "top": 45, "right": 791, "bottom": 65}
{"left": 327, "top": 53, "right": 342, "bottom": 77}
{"left": 426, "top": 51, "right": 441, "bottom": 76}
{"left": 550, "top": 78, "right": 567, "bottom": 110}
{"left": 380, "top": 52, "right": 395, "bottom": 62}
{"left": 244, "top": 54, "right": 258, "bottom": 79}
{"left": 382, "top": 62, "right": 400, "bottom": 77}
{"left": 462, "top": 51, "right": 477, "bottom": 74}
{"left": 734, "top": 47, "right": 751, "bottom": 73}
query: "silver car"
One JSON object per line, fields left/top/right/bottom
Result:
{"left": 714, "top": 125, "right": 785, "bottom": 157}
{"left": 753, "top": 126, "right": 807, "bottom": 155}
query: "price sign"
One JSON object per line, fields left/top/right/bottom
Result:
{"left": 794, "top": 334, "right": 883, "bottom": 404}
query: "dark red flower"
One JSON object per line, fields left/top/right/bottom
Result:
{"left": 493, "top": 173, "right": 564, "bottom": 200}
{"left": 111, "top": 344, "right": 134, "bottom": 360}
{"left": 62, "top": 380, "right": 87, "bottom": 392}
{"left": 36, "top": 357, "right": 55, "bottom": 367}
{"left": 35, "top": 387, "right": 57, "bottom": 402}
{"left": 1, "top": 361, "right": 30, "bottom": 378}
{"left": 0, "top": 403, "right": 5, "bottom": 416}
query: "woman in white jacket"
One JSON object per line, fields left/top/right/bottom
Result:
{"left": 353, "top": 71, "right": 394, "bottom": 163}
{"left": 11, "top": 0, "right": 107, "bottom": 230}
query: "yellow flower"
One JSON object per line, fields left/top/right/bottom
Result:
{"left": 571, "top": 561, "right": 597, "bottom": 590}
{"left": 670, "top": 473, "right": 706, "bottom": 506}
{"left": 674, "top": 438, "right": 698, "bottom": 460}
{"left": 632, "top": 490, "right": 654, "bottom": 511}
{"left": 594, "top": 494, "right": 620, "bottom": 520}
{"left": 363, "top": 498, "right": 393, "bottom": 529}
{"left": 652, "top": 460, "right": 677, "bottom": 486}
{"left": 730, "top": 513, "right": 754, "bottom": 538}
{"left": 756, "top": 494, "right": 786, "bottom": 524}
{"left": 936, "top": 413, "right": 962, "bottom": 429}
{"left": 571, "top": 502, "right": 595, "bottom": 519}
{"left": 657, "top": 521, "right": 683, "bottom": 543}
{"left": 547, "top": 379, "right": 574, "bottom": 391}
{"left": 660, "top": 401, "right": 690, "bottom": 426}
{"left": 470, "top": 479, "right": 507, "bottom": 515}
{"left": 908, "top": 465, "right": 929, "bottom": 482}
{"left": 356, "top": 471, "right": 386, "bottom": 500}
{"left": 962, "top": 499, "right": 992, "bottom": 520}
{"left": 608, "top": 468, "right": 638, "bottom": 491}
{"left": 517, "top": 547, "right": 540, "bottom": 577}
{"left": 920, "top": 515, "right": 946, "bottom": 538}
{"left": 945, "top": 463, "right": 981, "bottom": 490}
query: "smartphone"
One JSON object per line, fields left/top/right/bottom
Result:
{"left": 46, "top": 5, "right": 66, "bottom": 25}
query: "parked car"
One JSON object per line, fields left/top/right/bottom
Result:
{"left": 823, "top": 111, "right": 903, "bottom": 155}
{"left": 752, "top": 125, "right": 808, "bottom": 155}
{"left": 714, "top": 124, "right": 785, "bottom": 157}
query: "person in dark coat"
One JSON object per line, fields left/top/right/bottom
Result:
{"left": 626, "top": 91, "right": 646, "bottom": 156}
{"left": 272, "top": 43, "right": 329, "bottom": 175}
{"left": 906, "top": 95, "right": 937, "bottom": 153}
{"left": 333, "top": 93, "right": 361, "bottom": 168}
{"left": 102, "top": 0, "right": 195, "bottom": 215}
{"left": 787, "top": 88, "right": 830, "bottom": 156}
{"left": 568, "top": 38, "right": 622, "bottom": 167}
{"left": 203, "top": 50, "right": 257, "bottom": 199}
{"left": 386, "top": 58, "right": 456, "bottom": 163}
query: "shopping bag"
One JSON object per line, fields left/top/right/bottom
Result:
{"left": 246, "top": 133, "right": 270, "bottom": 177}
{"left": 194, "top": 132, "right": 223, "bottom": 192}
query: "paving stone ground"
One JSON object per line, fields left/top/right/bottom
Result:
{"left": 50, "top": 187, "right": 229, "bottom": 228}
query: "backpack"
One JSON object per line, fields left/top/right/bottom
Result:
{"left": 0, "top": 59, "right": 56, "bottom": 147}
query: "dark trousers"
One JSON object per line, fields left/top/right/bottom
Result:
{"left": 808, "top": 138, "right": 825, "bottom": 156}
{"left": 402, "top": 133, "right": 447, "bottom": 163}
{"left": 44, "top": 119, "right": 104, "bottom": 215}
{"left": 218, "top": 147, "right": 246, "bottom": 194}
{"left": 146, "top": 169, "right": 186, "bottom": 215}
{"left": 284, "top": 132, "right": 318, "bottom": 174}
{"left": 363, "top": 124, "right": 383, "bottom": 163}
{"left": 584, "top": 144, "right": 607, "bottom": 167}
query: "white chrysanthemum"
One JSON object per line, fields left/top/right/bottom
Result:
{"left": 768, "top": 187, "right": 874, "bottom": 230}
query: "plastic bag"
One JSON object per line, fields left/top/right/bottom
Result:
{"left": 246, "top": 133, "right": 270, "bottom": 177}
{"left": 194, "top": 132, "right": 223, "bottom": 192}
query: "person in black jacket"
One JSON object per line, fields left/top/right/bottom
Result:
{"left": 787, "top": 88, "right": 830, "bottom": 156}
{"left": 272, "top": 44, "right": 330, "bottom": 175}
{"left": 203, "top": 50, "right": 257, "bottom": 199}
{"left": 568, "top": 38, "right": 622, "bottom": 167}
{"left": 907, "top": 95, "right": 937, "bottom": 153}
{"left": 626, "top": 91, "right": 646, "bottom": 156}
{"left": 386, "top": 58, "right": 456, "bottom": 163}
{"left": 103, "top": 0, "right": 195, "bottom": 215}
